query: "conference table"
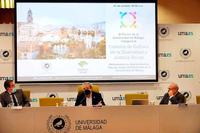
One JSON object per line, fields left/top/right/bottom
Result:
{"left": 0, "top": 105, "right": 200, "bottom": 133}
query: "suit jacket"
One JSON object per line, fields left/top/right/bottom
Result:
{"left": 160, "top": 92, "right": 185, "bottom": 105}
{"left": 0, "top": 89, "right": 31, "bottom": 107}
{"left": 75, "top": 91, "right": 105, "bottom": 106}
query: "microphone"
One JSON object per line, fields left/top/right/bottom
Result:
{"left": 80, "top": 94, "right": 86, "bottom": 104}
{"left": 79, "top": 90, "right": 90, "bottom": 105}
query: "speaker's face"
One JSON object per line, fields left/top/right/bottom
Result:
{"left": 83, "top": 84, "right": 92, "bottom": 92}
{"left": 8, "top": 82, "right": 16, "bottom": 92}
{"left": 168, "top": 83, "right": 178, "bottom": 95}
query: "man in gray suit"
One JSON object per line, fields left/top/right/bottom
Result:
{"left": 0, "top": 80, "right": 30, "bottom": 107}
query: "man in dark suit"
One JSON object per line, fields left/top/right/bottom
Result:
{"left": 0, "top": 80, "right": 30, "bottom": 107}
{"left": 75, "top": 82, "right": 105, "bottom": 106}
{"left": 160, "top": 83, "right": 185, "bottom": 105}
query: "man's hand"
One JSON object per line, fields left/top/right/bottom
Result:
{"left": 98, "top": 101, "right": 102, "bottom": 105}
{"left": 79, "top": 104, "right": 82, "bottom": 106}
{"left": 168, "top": 90, "right": 174, "bottom": 97}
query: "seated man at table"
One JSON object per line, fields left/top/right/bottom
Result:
{"left": 75, "top": 82, "right": 105, "bottom": 106}
{"left": 160, "top": 83, "right": 185, "bottom": 105}
{"left": 0, "top": 80, "right": 31, "bottom": 107}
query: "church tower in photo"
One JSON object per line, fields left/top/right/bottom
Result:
{"left": 27, "top": 8, "right": 33, "bottom": 23}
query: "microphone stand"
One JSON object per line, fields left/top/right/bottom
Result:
{"left": 80, "top": 94, "right": 86, "bottom": 104}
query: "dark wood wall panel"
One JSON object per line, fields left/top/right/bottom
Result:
{"left": 0, "top": 9, "right": 14, "bottom": 24}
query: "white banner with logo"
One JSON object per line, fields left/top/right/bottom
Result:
{"left": 0, "top": 24, "right": 200, "bottom": 107}
{"left": 0, "top": 24, "right": 14, "bottom": 96}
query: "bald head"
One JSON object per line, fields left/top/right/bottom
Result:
{"left": 168, "top": 83, "right": 179, "bottom": 95}
{"left": 169, "top": 83, "right": 179, "bottom": 90}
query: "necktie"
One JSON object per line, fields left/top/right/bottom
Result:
{"left": 11, "top": 93, "right": 18, "bottom": 106}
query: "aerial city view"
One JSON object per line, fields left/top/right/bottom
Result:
{"left": 17, "top": 8, "right": 106, "bottom": 60}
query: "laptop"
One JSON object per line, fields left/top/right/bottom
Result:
{"left": 132, "top": 99, "right": 149, "bottom": 105}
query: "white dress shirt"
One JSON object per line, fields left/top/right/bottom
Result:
{"left": 86, "top": 93, "right": 92, "bottom": 106}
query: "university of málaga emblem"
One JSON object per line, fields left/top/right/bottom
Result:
{"left": 47, "top": 115, "right": 71, "bottom": 133}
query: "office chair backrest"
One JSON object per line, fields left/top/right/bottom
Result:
{"left": 125, "top": 93, "right": 148, "bottom": 105}
{"left": 184, "top": 95, "right": 187, "bottom": 103}
{"left": 22, "top": 90, "right": 30, "bottom": 101}
{"left": 77, "top": 85, "right": 99, "bottom": 95}
{"left": 196, "top": 95, "right": 200, "bottom": 104}
{"left": 39, "top": 98, "right": 64, "bottom": 107}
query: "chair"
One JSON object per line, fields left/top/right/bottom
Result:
{"left": 22, "top": 90, "right": 30, "bottom": 101}
{"left": 77, "top": 85, "right": 99, "bottom": 95}
{"left": 39, "top": 98, "right": 64, "bottom": 107}
{"left": 196, "top": 95, "right": 200, "bottom": 104}
{"left": 184, "top": 95, "right": 187, "bottom": 103}
{"left": 125, "top": 94, "right": 148, "bottom": 105}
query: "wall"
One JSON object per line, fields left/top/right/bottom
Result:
{"left": 1, "top": 24, "right": 200, "bottom": 107}
{"left": 158, "top": 0, "right": 200, "bottom": 23}
{"left": 0, "top": 1, "right": 200, "bottom": 107}
{"left": 1, "top": 0, "right": 200, "bottom": 24}
{"left": 0, "top": 9, "right": 14, "bottom": 24}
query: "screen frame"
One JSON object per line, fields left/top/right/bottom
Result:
{"left": 14, "top": 0, "right": 158, "bottom": 84}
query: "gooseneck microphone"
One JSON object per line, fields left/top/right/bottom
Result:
{"left": 80, "top": 94, "right": 86, "bottom": 104}
{"left": 80, "top": 90, "right": 91, "bottom": 105}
